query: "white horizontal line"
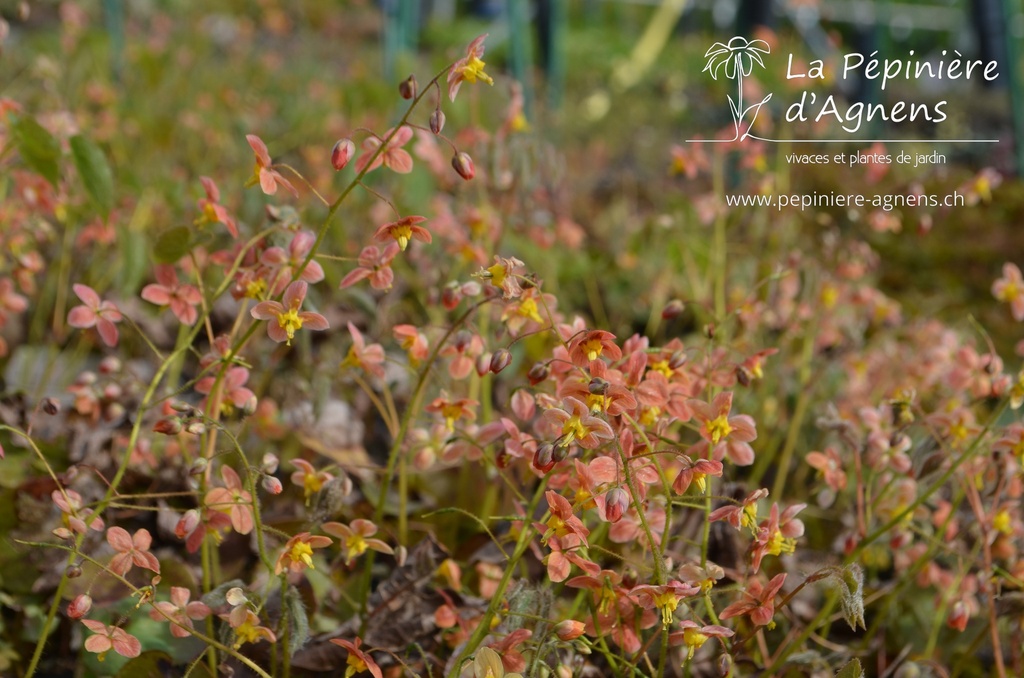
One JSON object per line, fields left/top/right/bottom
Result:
{"left": 686, "top": 137, "right": 1000, "bottom": 144}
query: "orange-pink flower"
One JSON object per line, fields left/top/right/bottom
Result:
{"left": 993, "top": 262, "right": 1024, "bottom": 321}
{"left": 719, "top": 572, "right": 787, "bottom": 627}
{"left": 356, "top": 126, "right": 414, "bottom": 174}
{"left": 330, "top": 637, "right": 382, "bottom": 678}
{"left": 274, "top": 531, "right": 333, "bottom": 574}
{"left": 106, "top": 526, "right": 160, "bottom": 576}
{"left": 81, "top": 619, "right": 142, "bottom": 661}
{"left": 141, "top": 264, "right": 203, "bottom": 326}
{"left": 195, "top": 176, "right": 238, "bottom": 238}
{"left": 567, "top": 330, "right": 622, "bottom": 367}
{"left": 447, "top": 33, "right": 493, "bottom": 102}
{"left": 68, "top": 283, "right": 122, "bottom": 347}
{"left": 341, "top": 322, "right": 386, "bottom": 379}
{"left": 250, "top": 280, "right": 329, "bottom": 346}
{"left": 246, "top": 134, "right": 297, "bottom": 197}
{"left": 204, "top": 465, "right": 254, "bottom": 535}
{"left": 149, "top": 586, "right": 211, "bottom": 638}
{"left": 340, "top": 243, "right": 400, "bottom": 290}
{"left": 373, "top": 215, "right": 431, "bottom": 252}
{"left": 687, "top": 391, "right": 757, "bottom": 465}
{"left": 322, "top": 519, "right": 393, "bottom": 566}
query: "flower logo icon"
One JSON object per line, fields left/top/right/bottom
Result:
{"left": 702, "top": 37, "right": 773, "bottom": 141}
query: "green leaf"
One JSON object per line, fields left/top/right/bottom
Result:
{"left": 836, "top": 658, "right": 864, "bottom": 678}
{"left": 70, "top": 134, "right": 114, "bottom": 216}
{"left": 11, "top": 116, "right": 60, "bottom": 186}
{"left": 286, "top": 585, "right": 310, "bottom": 653}
{"left": 153, "top": 226, "right": 193, "bottom": 264}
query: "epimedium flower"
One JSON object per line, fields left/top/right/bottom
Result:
{"left": 567, "top": 330, "right": 622, "bottom": 367}
{"left": 472, "top": 646, "right": 523, "bottom": 678}
{"left": 719, "top": 572, "right": 787, "bottom": 629}
{"left": 669, "top": 621, "right": 734, "bottom": 662}
{"left": 322, "top": 518, "right": 393, "bottom": 566}
{"left": 541, "top": 396, "right": 615, "bottom": 450}
{"left": 68, "top": 283, "right": 122, "bottom": 347}
{"left": 425, "top": 391, "right": 478, "bottom": 432}
{"left": 340, "top": 322, "right": 386, "bottom": 379}
{"left": 687, "top": 391, "right": 757, "bottom": 465}
{"left": 250, "top": 280, "right": 329, "bottom": 346}
{"left": 290, "top": 458, "right": 334, "bottom": 504}
{"left": 195, "top": 366, "right": 256, "bottom": 417}
{"left": 204, "top": 465, "right": 254, "bottom": 535}
{"left": 148, "top": 587, "right": 211, "bottom": 638}
{"left": 107, "top": 526, "right": 161, "bottom": 576}
{"left": 81, "top": 620, "right": 142, "bottom": 662}
{"left": 541, "top": 490, "right": 590, "bottom": 546}
{"left": 52, "top": 488, "right": 104, "bottom": 535}
{"left": 394, "top": 324, "right": 429, "bottom": 365}
{"left": 260, "top": 230, "right": 325, "bottom": 294}
{"left": 329, "top": 637, "right": 382, "bottom": 678}
{"left": 805, "top": 446, "right": 847, "bottom": 491}
{"left": 992, "top": 262, "right": 1024, "bottom": 321}
{"left": 751, "top": 502, "right": 806, "bottom": 572}
{"left": 225, "top": 609, "right": 276, "bottom": 649}
{"left": 672, "top": 456, "right": 723, "bottom": 495}
{"left": 274, "top": 531, "right": 333, "bottom": 575}
{"left": 195, "top": 176, "right": 238, "bottom": 238}
{"left": 448, "top": 33, "right": 494, "bottom": 102}
{"left": 340, "top": 242, "right": 400, "bottom": 291}
{"left": 141, "top": 264, "right": 202, "bottom": 326}
{"left": 245, "top": 134, "right": 298, "bottom": 197}
{"left": 630, "top": 580, "right": 701, "bottom": 628}
{"left": 373, "top": 215, "right": 431, "bottom": 252}
{"left": 477, "top": 255, "right": 525, "bottom": 299}
{"left": 355, "top": 125, "right": 414, "bottom": 174}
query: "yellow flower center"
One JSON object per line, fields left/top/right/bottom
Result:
{"left": 994, "top": 509, "right": 1013, "bottom": 535}
{"left": 574, "top": 486, "right": 594, "bottom": 510}
{"left": 821, "top": 283, "right": 839, "bottom": 309}
{"left": 706, "top": 414, "right": 733, "bottom": 445}
{"left": 459, "top": 56, "right": 493, "bottom": 85}
{"left": 234, "top": 620, "right": 262, "bottom": 648}
{"left": 345, "top": 533, "right": 368, "bottom": 563}
{"left": 487, "top": 262, "right": 507, "bottom": 288}
{"left": 1002, "top": 281, "right": 1021, "bottom": 301}
{"left": 693, "top": 472, "right": 707, "bottom": 494}
{"left": 341, "top": 345, "right": 362, "bottom": 371}
{"left": 598, "top": 586, "right": 616, "bottom": 614}
{"left": 650, "top": 359, "right": 673, "bottom": 378}
{"left": 546, "top": 514, "right": 570, "bottom": 538}
{"left": 510, "top": 111, "right": 528, "bottom": 132}
{"left": 765, "top": 530, "right": 797, "bottom": 557}
{"left": 441, "top": 403, "right": 465, "bottom": 431}
{"left": 391, "top": 224, "right": 412, "bottom": 251}
{"left": 561, "top": 415, "right": 589, "bottom": 446}
{"left": 289, "top": 541, "right": 315, "bottom": 569}
{"left": 245, "top": 277, "right": 267, "bottom": 299}
{"left": 345, "top": 654, "right": 369, "bottom": 678}
{"left": 741, "top": 503, "right": 758, "bottom": 530}
{"left": 586, "top": 393, "right": 608, "bottom": 412}
{"left": 277, "top": 308, "right": 303, "bottom": 345}
{"left": 682, "top": 627, "right": 709, "bottom": 660}
{"left": 516, "top": 297, "right": 542, "bottom": 323}
{"left": 303, "top": 473, "right": 323, "bottom": 500}
{"left": 652, "top": 591, "right": 679, "bottom": 627}
{"left": 581, "top": 338, "right": 604, "bottom": 362}
{"left": 640, "top": 406, "right": 661, "bottom": 426}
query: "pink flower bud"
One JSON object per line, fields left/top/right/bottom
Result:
{"left": 533, "top": 443, "right": 555, "bottom": 473}
{"left": 661, "top": 299, "right": 685, "bottom": 320}
{"left": 554, "top": 619, "right": 586, "bottom": 641}
{"left": 451, "top": 151, "right": 475, "bottom": 180}
{"left": 261, "top": 475, "right": 283, "bottom": 495}
{"left": 261, "top": 453, "right": 279, "bottom": 474}
{"left": 41, "top": 397, "right": 60, "bottom": 415}
{"left": 398, "top": 74, "right": 418, "bottom": 100}
{"left": 947, "top": 600, "right": 969, "bottom": 632}
{"left": 490, "top": 349, "right": 512, "bottom": 374}
{"left": 175, "top": 509, "right": 200, "bottom": 540}
{"left": 331, "top": 138, "right": 355, "bottom": 171}
{"left": 604, "top": 487, "right": 629, "bottom": 523}
{"left": 527, "top": 362, "right": 550, "bottom": 385}
{"left": 153, "top": 417, "right": 183, "bottom": 435}
{"left": 67, "top": 594, "right": 92, "bottom": 619}
{"left": 475, "top": 353, "right": 491, "bottom": 377}
{"left": 430, "top": 109, "right": 445, "bottom": 134}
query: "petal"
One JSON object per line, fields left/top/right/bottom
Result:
{"left": 132, "top": 528, "right": 153, "bottom": 551}
{"left": 246, "top": 134, "right": 271, "bottom": 166}
{"left": 386, "top": 149, "right": 414, "bottom": 174}
{"left": 340, "top": 267, "right": 371, "bottom": 288}
{"left": 267, "top": 322, "right": 288, "bottom": 343}
{"left": 231, "top": 506, "right": 254, "bottom": 535}
{"left": 283, "top": 281, "right": 307, "bottom": 309}
{"left": 111, "top": 629, "right": 142, "bottom": 658}
{"left": 299, "top": 311, "right": 329, "bottom": 331}
{"left": 67, "top": 306, "right": 97, "bottom": 329}
{"left": 260, "top": 247, "right": 288, "bottom": 266}
{"left": 84, "top": 635, "right": 113, "bottom": 654}
{"left": 250, "top": 301, "right": 284, "bottom": 320}
{"left": 141, "top": 285, "right": 172, "bottom": 306}
{"left": 97, "top": 318, "right": 119, "bottom": 346}
{"left": 170, "top": 586, "right": 190, "bottom": 608}
{"left": 81, "top": 619, "right": 109, "bottom": 633}
{"left": 107, "top": 526, "right": 134, "bottom": 552}
{"left": 390, "top": 126, "right": 414, "bottom": 146}
{"left": 200, "top": 176, "right": 220, "bottom": 201}
{"left": 73, "top": 283, "right": 100, "bottom": 308}
{"left": 259, "top": 168, "right": 278, "bottom": 195}
{"left": 221, "top": 465, "right": 243, "bottom": 490}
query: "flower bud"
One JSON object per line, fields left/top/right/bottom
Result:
{"left": 65, "top": 564, "right": 83, "bottom": 579}
{"left": 947, "top": 600, "right": 969, "bottom": 632}
{"left": 735, "top": 365, "right": 752, "bottom": 387}
{"left": 704, "top": 322, "right": 715, "bottom": 339}
{"left": 99, "top": 356, "right": 122, "bottom": 374}
{"left": 67, "top": 594, "right": 92, "bottom": 619}
{"left": 225, "top": 587, "right": 248, "bottom": 607}
{"left": 661, "top": 299, "right": 685, "bottom": 320}
{"left": 441, "top": 284, "right": 462, "bottom": 310}
{"left": 490, "top": 349, "right": 512, "bottom": 374}
{"left": 604, "top": 487, "right": 629, "bottom": 523}
{"left": 153, "top": 417, "right": 183, "bottom": 436}
{"left": 527, "top": 362, "right": 550, "bottom": 385}
{"left": 475, "top": 353, "right": 491, "bottom": 377}
{"left": 41, "top": 397, "right": 60, "bottom": 415}
{"left": 717, "top": 653, "right": 734, "bottom": 677}
{"left": 399, "top": 74, "right": 417, "bottom": 100}
{"left": 331, "top": 138, "right": 355, "bottom": 171}
{"left": 588, "top": 378, "right": 609, "bottom": 396}
{"left": 189, "top": 457, "right": 208, "bottom": 476}
{"left": 669, "top": 350, "right": 687, "bottom": 371}
{"left": 185, "top": 420, "right": 207, "bottom": 435}
{"left": 552, "top": 443, "right": 570, "bottom": 463}
{"left": 261, "top": 452, "right": 279, "bottom": 474}
{"left": 451, "top": 151, "right": 475, "bottom": 180}
{"left": 242, "top": 394, "right": 259, "bottom": 417}
{"left": 554, "top": 619, "right": 586, "bottom": 641}
{"left": 261, "top": 475, "right": 283, "bottom": 495}
{"left": 175, "top": 509, "right": 200, "bottom": 539}
{"left": 430, "top": 109, "right": 445, "bottom": 134}
{"left": 533, "top": 443, "right": 555, "bottom": 473}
